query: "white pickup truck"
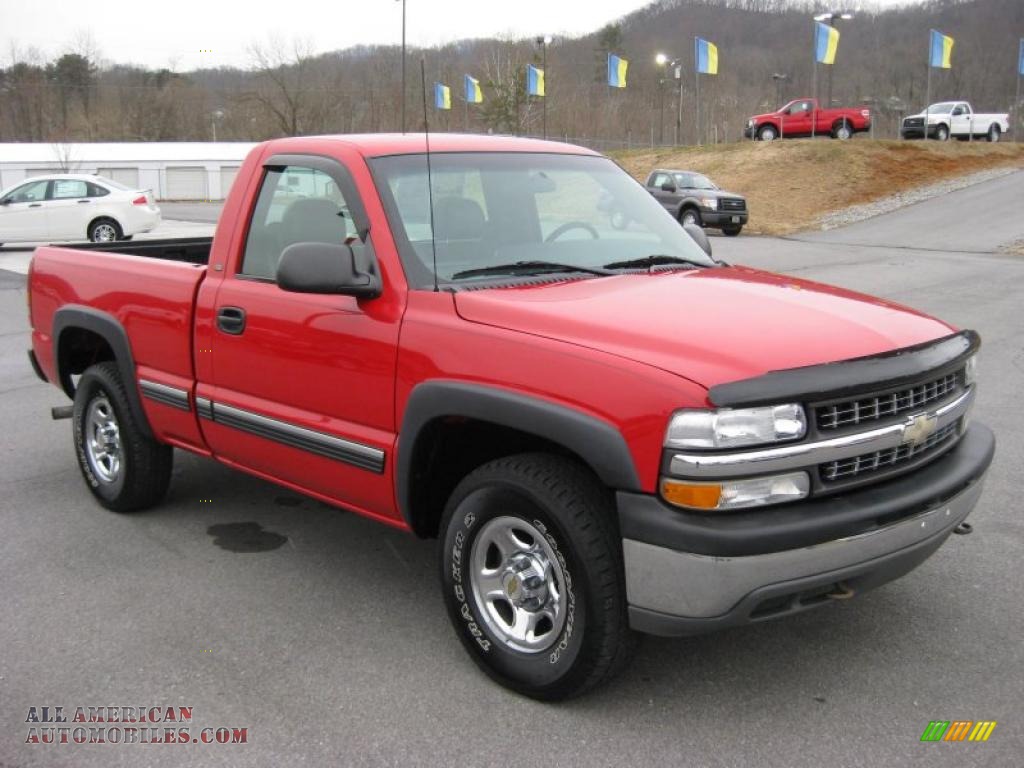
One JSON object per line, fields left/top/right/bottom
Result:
{"left": 900, "top": 101, "right": 1009, "bottom": 142}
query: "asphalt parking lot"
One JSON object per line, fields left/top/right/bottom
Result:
{"left": 2, "top": 174, "right": 1023, "bottom": 767}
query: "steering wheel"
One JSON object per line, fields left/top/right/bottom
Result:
{"left": 545, "top": 221, "right": 600, "bottom": 242}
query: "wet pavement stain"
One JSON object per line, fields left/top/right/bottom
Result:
{"left": 207, "top": 522, "right": 288, "bottom": 553}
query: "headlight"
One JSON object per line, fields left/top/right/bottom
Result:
{"left": 661, "top": 471, "right": 810, "bottom": 511}
{"left": 964, "top": 355, "right": 977, "bottom": 386}
{"left": 666, "top": 404, "right": 806, "bottom": 449}
{"left": 747, "top": 119, "right": 754, "bottom": 127}
{"left": 699, "top": 197, "right": 718, "bottom": 210}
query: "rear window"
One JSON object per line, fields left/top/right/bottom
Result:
{"left": 95, "top": 176, "right": 132, "bottom": 191}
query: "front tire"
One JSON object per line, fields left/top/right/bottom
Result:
{"left": 680, "top": 207, "right": 702, "bottom": 228}
{"left": 935, "top": 124, "right": 950, "bottom": 141}
{"left": 757, "top": 125, "right": 777, "bottom": 141}
{"left": 73, "top": 362, "right": 172, "bottom": 512}
{"left": 439, "top": 453, "right": 635, "bottom": 700}
{"left": 88, "top": 218, "right": 123, "bottom": 243}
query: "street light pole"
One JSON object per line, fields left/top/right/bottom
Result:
{"left": 655, "top": 53, "right": 674, "bottom": 146}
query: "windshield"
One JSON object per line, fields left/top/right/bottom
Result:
{"left": 674, "top": 173, "right": 716, "bottom": 190}
{"left": 370, "top": 152, "right": 715, "bottom": 287}
{"left": 928, "top": 102, "right": 956, "bottom": 114}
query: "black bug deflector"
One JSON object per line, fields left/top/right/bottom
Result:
{"left": 708, "top": 330, "right": 980, "bottom": 408}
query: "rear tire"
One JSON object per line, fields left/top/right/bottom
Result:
{"left": 439, "top": 453, "right": 636, "bottom": 700}
{"left": 988, "top": 124, "right": 1001, "bottom": 143}
{"left": 88, "top": 218, "right": 123, "bottom": 243}
{"left": 72, "top": 362, "right": 172, "bottom": 512}
{"left": 832, "top": 121, "right": 852, "bottom": 140}
{"left": 722, "top": 225, "right": 742, "bottom": 237}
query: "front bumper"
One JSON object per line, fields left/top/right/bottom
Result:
{"left": 701, "top": 210, "right": 748, "bottom": 228}
{"left": 619, "top": 422, "right": 994, "bottom": 635}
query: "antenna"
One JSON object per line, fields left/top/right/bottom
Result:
{"left": 420, "top": 57, "right": 439, "bottom": 293}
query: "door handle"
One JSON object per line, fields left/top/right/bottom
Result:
{"left": 216, "top": 306, "right": 246, "bottom": 335}
{"left": 29, "top": 203, "right": 42, "bottom": 208}
{"left": 77, "top": 199, "right": 91, "bottom": 204}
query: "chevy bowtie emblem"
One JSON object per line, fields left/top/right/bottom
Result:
{"left": 902, "top": 413, "right": 938, "bottom": 447}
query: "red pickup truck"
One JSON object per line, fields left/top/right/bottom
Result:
{"left": 745, "top": 98, "right": 871, "bottom": 140}
{"left": 27, "top": 134, "right": 993, "bottom": 700}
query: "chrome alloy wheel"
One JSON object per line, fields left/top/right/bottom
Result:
{"left": 92, "top": 223, "right": 117, "bottom": 242}
{"left": 469, "top": 516, "right": 567, "bottom": 653}
{"left": 85, "top": 395, "right": 122, "bottom": 483}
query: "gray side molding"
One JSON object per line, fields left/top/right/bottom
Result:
{"left": 52, "top": 305, "right": 154, "bottom": 439}
{"left": 396, "top": 380, "right": 641, "bottom": 528}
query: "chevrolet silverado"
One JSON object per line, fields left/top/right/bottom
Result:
{"left": 27, "top": 134, "right": 994, "bottom": 700}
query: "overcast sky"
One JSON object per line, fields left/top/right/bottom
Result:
{"left": 2, "top": 0, "right": 919, "bottom": 70}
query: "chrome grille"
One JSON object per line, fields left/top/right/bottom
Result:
{"left": 904, "top": 117, "right": 924, "bottom": 127}
{"left": 816, "top": 371, "right": 961, "bottom": 431}
{"left": 820, "top": 421, "right": 959, "bottom": 483}
{"left": 720, "top": 198, "right": 746, "bottom": 212}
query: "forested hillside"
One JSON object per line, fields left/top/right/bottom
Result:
{"left": 1, "top": 0, "right": 1021, "bottom": 145}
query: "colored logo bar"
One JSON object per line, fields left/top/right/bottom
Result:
{"left": 920, "top": 720, "right": 997, "bottom": 742}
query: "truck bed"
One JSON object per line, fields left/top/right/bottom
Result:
{"left": 62, "top": 237, "right": 212, "bottom": 264}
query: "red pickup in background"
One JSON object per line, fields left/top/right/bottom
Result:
{"left": 745, "top": 98, "right": 871, "bottom": 140}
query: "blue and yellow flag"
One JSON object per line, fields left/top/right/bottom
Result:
{"left": 434, "top": 83, "right": 451, "bottom": 110}
{"left": 929, "top": 29, "right": 954, "bottom": 69}
{"left": 695, "top": 38, "right": 718, "bottom": 75}
{"left": 814, "top": 22, "right": 840, "bottom": 65}
{"left": 526, "top": 65, "right": 545, "bottom": 97}
{"left": 465, "top": 75, "right": 482, "bottom": 104}
{"left": 607, "top": 53, "right": 628, "bottom": 88}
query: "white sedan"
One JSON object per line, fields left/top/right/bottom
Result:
{"left": 0, "top": 174, "right": 161, "bottom": 245}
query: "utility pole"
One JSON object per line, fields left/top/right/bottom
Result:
{"left": 397, "top": 0, "right": 407, "bottom": 133}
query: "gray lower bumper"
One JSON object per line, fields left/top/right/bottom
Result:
{"left": 624, "top": 475, "right": 985, "bottom": 635}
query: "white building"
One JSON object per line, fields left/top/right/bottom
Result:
{"left": 0, "top": 142, "right": 258, "bottom": 201}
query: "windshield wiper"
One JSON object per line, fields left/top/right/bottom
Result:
{"left": 451, "top": 260, "right": 612, "bottom": 280}
{"left": 602, "top": 254, "right": 708, "bottom": 271}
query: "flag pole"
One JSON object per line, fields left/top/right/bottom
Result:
{"left": 694, "top": 37, "right": 700, "bottom": 145}
{"left": 1016, "top": 68, "right": 1021, "bottom": 143}
{"left": 925, "top": 58, "right": 932, "bottom": 141}
{"left": 811, "top": 22, "right": 817, "bottom": 139}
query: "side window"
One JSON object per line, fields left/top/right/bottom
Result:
{"left": 52, "top": 180, "right": 89, "bottom": 199}
{"left": 7, "top": 179, "right": 50, "bottom": 203}
{"left": 675, "top": 174, "right": 694, "bottom": 189}
{"left": 87, "top": 183, "right": 110, "bottom": 197}
{"left": 240, "top": 165, "right": 357, "bottom": 281}
{"left": 651, "top": 173, "right": 670, "bottom": 188}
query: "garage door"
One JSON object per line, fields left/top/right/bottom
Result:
{"left": 25, "top": 168, "right": 62, "bottom": 178}
{"left": 97, "top": 167, "right": 140, "bottom": 189}
{"left": 165, "top": 167, "right": 207, "bottom": 200}
{"left": 219, "top": 166, "right": 240, "bottom": 200}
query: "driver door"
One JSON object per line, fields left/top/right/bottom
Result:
{"left": 199, "top": 155, "right": 403, "bottom": 522}
{"left": 781, "top": 101, "right": 812, "bottom": 135}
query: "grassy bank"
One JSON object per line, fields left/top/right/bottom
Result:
{"left": 611, "top": 140, "right": 1024, "bottom": 236}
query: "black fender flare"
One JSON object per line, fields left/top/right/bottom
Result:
{"left": 52, "top": 305, "right": 154, "bottom": 439}
{"left": 395, "top": 381, "right": 641, "bottom": 530}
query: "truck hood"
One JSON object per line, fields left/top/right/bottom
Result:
{"left": 453, "top": 267, "right": 955, "bottom": 392}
